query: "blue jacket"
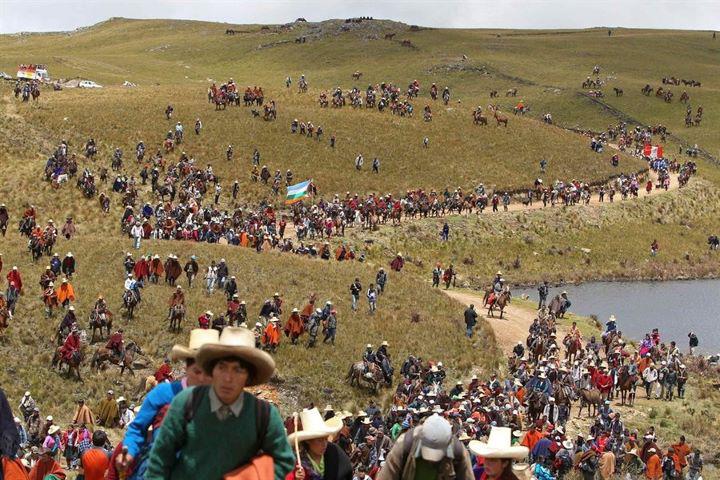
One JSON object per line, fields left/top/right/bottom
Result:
{"left": 123, "top": 381, "right": 184, "bottom": 458}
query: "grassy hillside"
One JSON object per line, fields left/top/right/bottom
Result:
{"left": 356, "top": 173, "right": 720, "bottom": 286}
{"left": 1, "top": 18, "right": 720, "bottom": 437}
{"left": 0, "top": 232, "right": 499, "bottom": 417}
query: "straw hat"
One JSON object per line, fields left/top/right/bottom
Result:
{"left": 48, "top": 425, "right": 61, "bottom": 435}
{"left": 468, "top": 427, "right": 529, "bottom": 459}
{"left": 287, "top": 408, "right": 343, "bottom": 444}
{"left": 196, "top": 327, "right": 276, "bottom": 386}
{"left": 171, "top": 329, "right": 220, "bottom": 361}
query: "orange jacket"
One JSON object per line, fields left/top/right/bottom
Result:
{"left": 672, "top": 443, "right": 690, "bottom": 468}
{"left": 645, "top": 454, "right": 662, "bottom": 479}
{"left": 262, "top": 322, "right": 281, "bottom": 346}
{"left": 57, "top": 283, "right": 76, "bottom": 303}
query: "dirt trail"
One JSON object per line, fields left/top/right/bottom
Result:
{"left": 442, "top": 289, "right": 570, "bottom": 354}
{"left": 285, "top": 170, "right": 680, "bottom": 237}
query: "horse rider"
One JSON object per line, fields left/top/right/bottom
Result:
{"left": 59, "top": 326, "right": 81, "bottom": 363}
{"left": 603, "top": 315, "right": 618, "bottom": 340}
{"left": 42, "top": 281, "right": 59, "bottom": 317}
{"left": 57, "top": 306, "right": 77, "bottom": 342}
{"left": 106, "top": 328, "right": 125, "bottom": 364}
{"left": 168, "top": 285, "right": 185, "bottom": 318}
{"left": 94, "top": 295, "right": 110, "bottom": 316}
{"left": 362, "top": 344, "right": 376, "bottom": 375}
{"left": 492, "top": 271, "right": 504, "bottom": 293}
{"left": 124, "top": 274, "right": 141, "bottom": 303}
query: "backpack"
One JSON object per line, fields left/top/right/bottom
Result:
{"left": 399, "top": 427, "right": 466, "bottom": 475}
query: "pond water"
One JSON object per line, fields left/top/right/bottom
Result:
{"left": 517, "top": 279, "right": 720, "bottom": 354}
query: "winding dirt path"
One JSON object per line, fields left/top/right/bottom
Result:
{"left": 442, "top": 289, "right": 569, "bottom": 355}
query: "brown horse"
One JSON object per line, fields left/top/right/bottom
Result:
{"left": 577, "top": 388, "right": 603, "bottom": 418}
{"left": 492, "top": 107, "right": 508, "bottom": 127}
{"left": 90, "top": 341, "right": 142, "bottom": 375}
{"left": 168, "top": 304, "right": 185, "bottom": 332}
{"left": 563, "top": 334, "right": 581, "bottom": 362}
{"left": 488, "top": 290, "right": 511, "bottom": 318}
{"left": 346, "top": 361, "right": 386, "bottom": 392}
{"left": 89, "top": 309, "right": 112, "bottom": 343}
{"left": 616, "top": 365, "right": 638, "bottom": 406}
{"left": 51, "top": 347, "right": 84, "bottom": 382}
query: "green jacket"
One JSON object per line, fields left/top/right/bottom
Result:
{"left": 145, "top": 387, "right": 295, "bottom": 480}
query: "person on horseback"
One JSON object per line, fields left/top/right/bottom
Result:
{"left": 59, "top": 326, "right": 81, "bottom": 363}
{"left": 106, "top": 328, "right": 125, "bottom": 365}
{"left": 168, "top": 285, "right": 185, "bottom": 318}
{"left": 362, "top": 344, "right": 376, "bottom": 376}
{"left": 492, "top": 271, "right": 504, "bottom": 293}
{"left": 57, "top": 306, "right": 77, "bottom": 341}
{"left": 124, "top": 274, "right": 141, "bottom": 304}
{"left": 602, "top": 315, "right": 617, "bottom": 339}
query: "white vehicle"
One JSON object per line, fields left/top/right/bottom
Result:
{"left": 0, "top": 72, "right": 12, "bottom": 80}
{"left": 17, "top": 64, "right": 49, "bottom": 81}
{"left": 78, "top": 80, "right": 103, "bottom": 89}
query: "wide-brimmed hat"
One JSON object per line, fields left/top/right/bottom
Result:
{"left": 48, "top": 425, "right": 61, "bottom": 435}
{"left": 171, "top": 329, "right": 220, "bottom": 361}
{"left": 469, "top": 426, "right": 529, "bottom": 459}
{"left": 196, "top": 327, "right": 275, "bottom": 386}
{"left": 287, "top": 408, "right": 343, "bottom": 444}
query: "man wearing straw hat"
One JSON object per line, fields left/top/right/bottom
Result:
{"left": 145, "top": 327, "right": 295, "bottom": 479}
{"left": 113, "top": 328, "right": 218, "bottom": 477}
{"left": 468, "top": 426, "right": 529, "bottom": 480}
{"left": 378, "top": 413, "right": 473, "bottom": 480}
{"left": 285, "top": 407, "right": 353, "bottom": 480}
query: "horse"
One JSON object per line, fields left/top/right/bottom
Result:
{"left": 168, "top": 304, "right": 185, "bottom": 332}
{"left": 613, "top": 87, "right": 623, "bottom": 96}
{"left": 602, "top": 330, "right": 618, "bottom": 355}
{"left": 90, "top": 341, "right": 142, "bottom": 375}
{"left": 506, "top": 88, "right": 518, "bottom": 97}
{"left": 346, "top": 361, "right": 386, "bottom": 392}
{"left": 547, "top": 295, "right": 568, "bottom": 318}
{"left": 352, "top": 71, "right": 362, "bottom": 80}
{"left": 31, "top": 87, "right": 40, "bottom": 102}
{"left": 563, "top": 334, "right": 581, "bottom": 362}
{"left": 27, "top": 236, "right": 44, "bottom": 262}
{"left": 577, "top": 388, "right": 603, "bottom": 417}
{"left": 527, "top": 334, "right": 547, "bottom": 362}
{"left": 616, "top": 365, "right": 638, "bottom": 406}
{"left": 89, "top": 308, "right": 112, "bottom": 343}
{"left": 491, "top": 106, "right": 508, "bottom": 127}
{"left": 524, "top": 389, "right": 547, "bottom": 424}
{"left": 51, "top": 347, "right": 84, "bottom": 382}
{"left": 122, "top": 287, "right": 141, "bottom": 319}
{"left": 488, "top": 289, "right": 511, "bottom": 318}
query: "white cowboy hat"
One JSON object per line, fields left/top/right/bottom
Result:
{"left": 469, "top": 427, "right": 529, "bottom": 459}
{"left": 287, "top": 408, "right": 343, "bottom": 444}
{"left": 381, "top": 340, "right": 389, "bottom": 347}
{"left": 171, "top": 329, "right": 220, "bottom": 361}
{"left": 562, "top": 439, "right": 573, "bottom": 450}
{"left": 196, "top": 327, "right": 276, "bottom": 386}
{"left": 323, "top": 404, "right": 334, "bottom": 412}
{"left": 48, "top": 425, "right": 61, "bottom": 435}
